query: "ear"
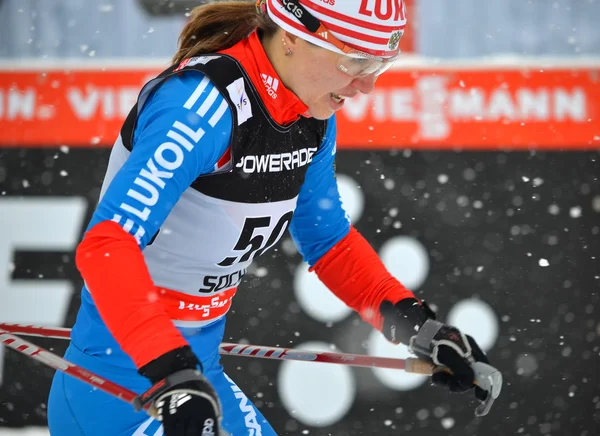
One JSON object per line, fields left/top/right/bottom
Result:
{"left": 282, "top": 30, "right": 301, "bottom": 50}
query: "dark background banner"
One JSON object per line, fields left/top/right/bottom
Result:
{"left": 0, "top": 147, "right": 598, "bottom": 435}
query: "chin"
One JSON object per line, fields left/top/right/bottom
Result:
{"left": 307, "top": 105, "right": 335, "bottom": 120}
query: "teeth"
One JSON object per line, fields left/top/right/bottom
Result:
{"left": 331, "top": 93, "right": 344, "bottom": 103}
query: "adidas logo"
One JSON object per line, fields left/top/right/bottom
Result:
{"left": 261, "top": 73, "right": 279, "bottom": 99}
{"left": 318, "top": 31, "right": 328, "bottom": 39}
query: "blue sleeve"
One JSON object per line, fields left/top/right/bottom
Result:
{"left": 289, "top": 115, "right": 351, "bottom": 267}
{"left": 87, "top": 72, "right": 232, "bottom": 248}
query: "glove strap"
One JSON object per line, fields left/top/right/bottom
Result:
{"left": 409, "top": 319, "right": 476, "bottom": 366}
{"left": 408, "top": 319, "right": 443, "bottom": 357}
{"left": 138, "top": 345, "right": 202, "bottom": 384}
{"left": 133, "top": 368, "right": 202, "bottom": 412}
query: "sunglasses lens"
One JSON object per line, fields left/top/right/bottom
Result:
{"left": 374, "top": 59, "right": 397, "bottom": 76}
{"left": 337, "top": 52, "right": 399, "bottom": 77}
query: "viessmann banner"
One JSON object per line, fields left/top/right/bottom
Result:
{"left": 0, "top": 63, "right": 598, "bottom": 435}
{"left": 0, "top": 62, "right": 599, "bottom": 149}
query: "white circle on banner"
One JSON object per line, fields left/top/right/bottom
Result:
{"left": 379, "top": 236, "right": 430, "bottom": 290}
{"left": 336, "top": 174, "right": 364, "bottom": 224}
{"left": 446, "top": 299, "right": 499, "bottom": 352}
{"left": 367, "top": 329, "right": 428, "bottom": 390}
{"left": 293, "top": 263, "right": 353, "bottom": 323}
{"left": 277, "top": 341, "right": 356, "bottom": 427}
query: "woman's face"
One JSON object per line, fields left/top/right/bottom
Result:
{"left": 285, "top": 37, "right": 378, "bottom": 120}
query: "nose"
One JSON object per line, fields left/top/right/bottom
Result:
{"left": 351, "top": 74, "right": 377, "bottom": 95}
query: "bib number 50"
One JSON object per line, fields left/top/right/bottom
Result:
{"left": 218, "top": 211, "right": 294, "bottom": 267}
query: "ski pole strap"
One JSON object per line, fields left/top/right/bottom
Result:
{"left": 471, "top": 361, "right": 503, "bottom": 417}
{"left": 133, "top": 368, "right": 203, "bottom": 412}
{"left": 407, "top": 318, "right": 443, "bottom": 357}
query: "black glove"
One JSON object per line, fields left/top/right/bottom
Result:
{"left": 134, "top": 346, "right": 224, "bottom": 436}
{"left": 380, "top": 298, "right": 436, "bottom": 345}
{"left": 380, "top": 299, "right": 489, "bottom": 401}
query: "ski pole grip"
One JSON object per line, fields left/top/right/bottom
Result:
{"left": 405, "top": 357, "right": 437, "bottom": 375}
{"left": 147, "top": 405, "right": 159, "bottom": 419}
{"left": 405, "top": 358, "right": 490, "bottom": 392}
{"left": 405, "top": 358, "right": 470, "bottom": 378}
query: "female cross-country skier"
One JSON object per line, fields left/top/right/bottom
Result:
{"left": 48, "top": 1, "right": 493, "bottom": 434}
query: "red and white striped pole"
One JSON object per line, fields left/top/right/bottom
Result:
{"left": 0, "top": 328, "right": 157, "bottom": 417}
{"left": 0, "top": 322, "right": 434, "bottom": 373}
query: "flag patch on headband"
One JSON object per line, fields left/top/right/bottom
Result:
{"left": 388, "top": 30, "right": 403, "bottom": 51}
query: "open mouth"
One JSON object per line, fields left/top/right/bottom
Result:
{"left": 330, "top": 93, "right": 345, "bottom": 103}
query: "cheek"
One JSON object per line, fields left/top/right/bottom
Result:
{"left": 303, "top": 57, "right": 348, "bottom": 90}
{"left": 309, "top": 72, "right": 349, "bottom": 96}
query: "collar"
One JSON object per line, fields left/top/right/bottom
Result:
{"left": 219, "top": 30, "right": 308, "bottom": 126}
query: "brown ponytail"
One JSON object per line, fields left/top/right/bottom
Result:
{"left": 172, "top": 1, "right": 279, "bottom": 65}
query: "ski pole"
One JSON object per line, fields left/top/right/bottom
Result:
{"left": 0, "top": 322, "right": 432, "bottom": 373}
{"left": 0, "top": 322, "right": 501, "bottom": 416}
{"left": 0, "top": 329, "right": 158, "bottom": 418}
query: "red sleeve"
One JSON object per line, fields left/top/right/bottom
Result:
{"left": 311, "top": 226, "right": 416, "bottom": 330}
{"left": 75, "top": 221, "right": 188, "bottom": 368}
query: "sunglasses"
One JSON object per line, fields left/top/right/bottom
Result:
{"left": 277, "top": 0, "right": 400, "bottom": 77}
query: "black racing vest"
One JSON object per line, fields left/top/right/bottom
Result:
{"left": 120, "top": 54, "right": 328, "bottom": 204}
